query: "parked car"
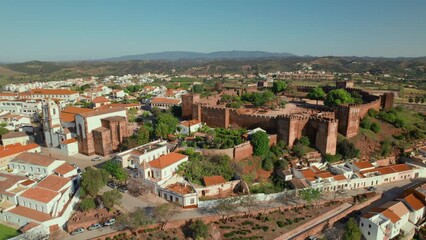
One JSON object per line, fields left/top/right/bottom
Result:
{"left": 107, "top": 181, "right": 118, "bottom": 189}
{"left": 70, "top": 227, "right": 84, "bottom": 235}
{"left": 88, "top": 223, "right": 102, "bottom": 231}
{"left": 104, "top": 218, "right": 116, "bottom": 226}
{"left": 367, "top": 186, "right": 376, "bottom": 191}
{"left": 118, "top": 186, "right": 128, "bottom": 193}
{"left": 91, "top": 156, "right": 102, "bottom": 161}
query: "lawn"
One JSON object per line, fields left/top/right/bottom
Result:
{"left": 0, "top": 224, "right": 19, "bottom": 240}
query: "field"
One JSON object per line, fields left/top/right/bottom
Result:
{"left": 0, "top": 224, "right": 19, "bottom": 240}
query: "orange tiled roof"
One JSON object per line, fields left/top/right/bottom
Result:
{"left": 12, "top": 152, "right": 56, "bottom": 167}
{"left": 300, "top": 169, "right": 316, "bottom": 178}
{"left": 316, "top": 172, "right": 334, "bottom": 179}
{"left": 0, "top": 143, "right": 40, "bottom": 159}
{"left": 151, "top": 97, "right": 180, "bottom": 104}
{"left": 29, "top": 89, "right": 78, "bottom": 95}
{"left": 20, "top": 179, "right": 35, "bottom": 186}
{"left": 148, "top": 152, "right": 187, "bottom": 169}
{"left": 20, "top": 222, "right": 40, "bottom": 232}
{"left": 353, "top": 161, "right": 374, "bottom": 169}
{"left": 381, "top": 209, "right": 400, "bottom": 223}
{"left": 203, "top": 175, "right": 226, "bottom": 186}
{"left": 61, "top": 106, "right": 94, "bottom": 122}
{"left": 391, "top": 164, "right": 411, "bottom": 172}
{"left": 0, "top": 172, "right": 27, "bottom": 196}
{"left": 7, "top": 206, "right": 52, "bottom": 222}
{"left": 92, "top": 96, "right": 110, "bottom": 103}
{"left": 61, "top": 138, "right": 77, "bottom": 145}
{"left": 54, "top": 162, "right": 76, "bottom": 176}
{"left": 333, "top": 175, "right": 347, "bottom": 181}
{"left": 180, "top": 119, "right": 201, "bottom": 127}
{"left": 60, "top": 112, "right": 76, "bottom": 122}
{"left": 20, "top": 186, "right": 59, "bottom": 203}
{"left": 37, "top": 175, "right": 70, "bottom": 192}
{"left": 404, "top": 194, "right": 425, "bottom": 211}
{"left": 1, "top": 131, "right": 28, "bottom": 139}
{"left": 78, "top": 107, "right": 126, "bottom": 118}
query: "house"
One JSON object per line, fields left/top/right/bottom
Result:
{"left": 24, "top": 89, "right": 79, "bottom": 104}
{"left": 8, "top": 152, "right": 64, "bottom": 178}
{"left": 139, "top": 152, "right": 188, "bottom": 181}
{"left": 360, "top": 196, "right": 425, "bottom": 240}
{"left": 150, "top": 97, "right": 181, "bottom": 110}
{"left": 1, "top": 131, "right": 31, "bottom": 146}
{"left": 110, "top": 89, "right": 125, "bottom": 100}
{"left": 91, "top": 96, "right": 111, "bottom": 109}
{"left": 178, "top": 120, "right": 202, "bottom": 135}
{"left": 59, "top": 138, "right": 79, "bottom": 156}
{"left": 115, "top": 140, "right": 169, "bottom": 169}
{"left": 0, "top": 113, "right": 31, "bottom": 128}
{"left": 0, "top": 143, "right": 41, "bottom": 169}
{"left": 346, "top": 160, "right": 375, "bottom": 172}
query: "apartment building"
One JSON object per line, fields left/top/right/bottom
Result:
{"left": 115, "top": 140, "right": 169, "bottom": 169}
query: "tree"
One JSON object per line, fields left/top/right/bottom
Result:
{"left": 102, "top": 189, "right": 122, "bottom": 210}
{"left": 299, "top": 188, "right": 322, "bottom": 207}
{"left": 298, "top": 136, "right": 310, "bottom": 146}
{"left": 250, "top": 131, "right": 270, "bottom": 156}
{"left": 187, "top": 219, "right": 209, "bottom": 240}
{"left": 324, "top": 89, "right": 355, "bottom": 107}
{"left": 272, "top": 81, "right": 287, "bottom": 94}
{"left": 127, "top": 179, "right": 147, "bottom": 197}
{"left": 134, "top": 126, "right": 150, "bottom": 145}
{"left": 261, "top": 157, "right": 274, "bottom": 171}
{"left": 127, "top": 108, "right": 138, "bottom": 122}
{"left": 343, "top": 218, "right": 362, "bottom": 240}
{"left": 81, "top": 168, "right": 110, "bottom": 197}
{"left": 409, "top": 97, "right": 414, "bottom": 103}
{"left": 0, "top": 127, "right": 9, "bottom": 136}
{"left": 171, "top": 105, "right": 182, "bottom": 118}
{"left": 380, "top": 140, "right": 392, "bottom": 157}
{"left": 116, "top": 207, "right": 153, "bottom": 230}
{"left": 370, "top": 122, "right": 381, "bottom": 133}
{"left": 103, "top": 160, "right": 128, "bottom": 183}
{"left": 292, "top": 143, "right": 306, "bottom": 158}
{"left": 337, "top": 139, "right": 360, "bottom": 160}
{"left": 306, "top": 87, "right": 326, "bottom": 105}
{"left": 360, "top": 117, "right": 372, "bottom": 129}
{"left": 154, "top": 203, "right": 181, "bottom": 230}
{"left": 155, "top": 113, "right": 179, "bottom": 138}
{"left": 192, "top": 84, "right": 203, "bottom": 93}
{"left": 80, "top": 198, "right": 96, "bottom": 211}
{"left": 155, "top": 122, "right": 170, "bottom": 139}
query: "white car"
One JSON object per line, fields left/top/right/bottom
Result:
{"left": 104, "top": 218, "right": 116, "bottom": 226}
{"left": 70, "top": 227, "right": 84, "bottom": 235}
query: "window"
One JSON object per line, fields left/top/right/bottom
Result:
{"left": 190, "top": 198, "right": 195, "bottom": 204}
{"left": 369, "top": 224, "right": 371, "bottom": 228}
{"left": 361, "top": 223, "right": 364, "bottom": 227}
{"left": 368, "top": 231, "right": 370, "bottom": 235}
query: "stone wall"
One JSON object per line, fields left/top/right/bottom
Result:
{"left": 93, "top": 129, "right": 112, "bottom": 156}
{"left": 229, "top": 109, "right": 278, "bottom": 133}
{"left": 233, "top": 141, "right": 253, "bottom": 161}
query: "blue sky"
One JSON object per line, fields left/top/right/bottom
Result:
{"left": 0, "top": 0, "right": 425, "bottom": 62}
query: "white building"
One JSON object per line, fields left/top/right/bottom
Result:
{"left": 178, "top": 120, "right": 202, "bottom": 135}
{"left": 8, "top": 152, "right": 65, "bottom": 178}
{"left": 1, "top": 131, "right": 31, "bottom": 146}
{"left": 115, "top": 140, "right": 169, "bottom": 169}
{"left": 150, "top": 97, "right": 181, "bottom": 110}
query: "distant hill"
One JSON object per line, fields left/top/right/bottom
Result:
{"left": 102, "top": 51, "right": 296, "bottom": 61}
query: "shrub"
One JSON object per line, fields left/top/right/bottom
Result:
{"left": 261, "top": 157, "right": 274, "bottom": 171}
{"left": 368, "top": 109, "right": 378, "bottom": 117}
{"left": 79, "top": 198, "right": 96, "bottom": 211}
{"left": 370, "top": 123, "right": 381, "bottom": 133}
{"left": 394, "top": 117, "right": 406, "bottom": 128}
{"left": 188, "top": 219, "right": 209, "bottom": 240}
{"left": 298, "top": 136, "right": 310, "bottom": 146}
{"left": 360, "top": 117, "right": 372, "bottom": 129}
{"left": 324, "top": 153, "right": 342, "bottom": 163}
{"left": 242, "top": 221, "right": 254, "bottom": 225}
{"left": 276, "top": 221, "right": 285, "bottom": 227}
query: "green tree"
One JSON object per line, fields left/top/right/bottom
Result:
{"left": 380, "top": 140, "right": 392, "bottom": 157}
{"left": 192, "top": 84, "right": 203, "bottom": 93}
{"left": 370, "top": 122, "right": 381, "bottom": 133}
{"left": 324, "top": 89, "right": 355, "bottom": 107}
{"left": 360, "top": 117, "right": 372, "bottom": 129}
{"left": 292, "top": 143, "right": 305, "bottom": 158}
{"left": 171, "top": 105, "right": 182, "bottom": 118}
{"left": 299, "top": 188, "right": 322, "bottom": 206}
{"left": 337, "top": 139, "right": 360, "bottom": 160}
{"left": 81, "top": 168, "right": 110, "bottom": 197}
{"left": 250, "top": 131, "right": 270, "bottom": 156}
{"left": 127, "top": 108, "right": 138, "bottom": 122}
{"left": 306, "top": 87, "right": 326, "bottom": 105}
{"left": 272, "top": 81, "right": 287, "bottom": 94}
{"left": 155, "top": 113, "right": 179, "bottom": 138}
{"left": 102, "top": 189, "right": 122, "bottom": 210}
{"left": 79, "top": 198, "right": 96, "bottom": 211}
{"left": 298, "top": 136, "right": 310, "bottom": 146}
{"left": 103, "top": 160, "right": 128, "bottom": 183}
{"left": 0, "top": 127, "right": 9, "bottom": 136}
{"left": 343, "top": 218, "right": 362, "bottom": 240}
{"left": 155, "top": 122, "right": 170, "bottom": 139}
{"left": 134, "top": 126, "right": 150, "bottom": 145}
{"left": 187, "top": 219, "right": 209, "bottom": 240}
{"left": 261, "top": 157, "right": 274, "bottom": 171}
{"left": 409, "top": 97, "right": 414, "bottom": 103}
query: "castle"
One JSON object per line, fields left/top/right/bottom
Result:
{"left": 182, "top": 83, "right": 394, "bottom": 155}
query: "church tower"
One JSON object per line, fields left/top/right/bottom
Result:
{"left": 43, "top": 99, "right": 62, "bottom": 147}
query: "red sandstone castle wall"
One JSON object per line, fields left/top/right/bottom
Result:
{"left": 199, "top": 106, "right": 228, "bottom": 128}
{"left": 229, "top": 110, "right": 277, "bottom": 133}
{"left": 93, "top": 130, "right": 112, "bottom": 156}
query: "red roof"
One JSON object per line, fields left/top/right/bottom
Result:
{"left": 180, "top": 119, "right": 201, "bottom": 127}
{"left": 61, "top": 138, "right": 77, "bottom": 145}
{"left": 381, "top": 209, "right": 400, "bottom": 223}
{"left": 151, "top": 97, "right": 180, "bottom": 104}
{"left": 7, "top": 206, "right": 52, "bottom": 222}
{"left": 333, "top": 175, "right": 347, "bottom": 181}
{"left": 92, "top": 96, "right": 110, "bottom": 103}
{"left": 20, "top": 187, "right": 59, "bottom": 203}
{"left": 29, "top": 89, "right": 78, "bottom": 95}
{"left": 37, "top": 175, "right": 70, "bottom": 192}
{"left": 0, "top": 173, "right": 27, "bottom": 196}
{"left": 403, "top": 194, "right": 425, "bottom": 211}
{"left": 12, "top": 152, "right": 56, "bottom": 167}
{"left": 54, "top": 162, "right": 76, "bottom": 176}
{"left": 0, "top": 143, "right": 40, "bottom": 159}
{"left": 300, "top": 169, "right": 316, "bottom": 178}
{"left": 203, "top": 175, "right": 226, "bottom": 186}
{"left": 148, "top": 152, "right": 187, "bottom": 169}
{"left": 353, "top": 161, "right": 374, "bottom": 169}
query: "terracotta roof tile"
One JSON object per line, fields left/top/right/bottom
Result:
{"left": 391, "top": 164, "right": 411, "bottom": 172}
{"left": 7, "top": 206, "right": 52, "bottom": 222}
{"left": 0, "top": 172, "right": 27, "bottom": 196}
{"left": 20, "top": 222, "right": 40, "bottom": 232}
{"left": 54, "top": 162, "right": 76, "bottom": 176}
{"left": 353, "top": 161, "right": 374, "bottom": 169}
{"left": 333, "top": 174, "right": 347, "bottom": 181}
{"left": 61, "top": 138, "right": 77, "bottom": 145}
{"left": 148, "top": 152, "right": 187, "bottom": 169}
{"left": 300, "top": 169, "right": 316, "bottom": 178}
{"left": 180, "top": 120, "right": 201, "bottom": 127}
{"left": 29, "top": 89, "right": 78, "bottom": 95}
{"left": 1, "top": 131, "right": 28, "bottom": 139}
{"left": 203, "top": 175, "right": 226, "bottom": 186}
{"left": 381, "top": 209, "right": 400, "bottom": 223}
{"left": 92, "top": 96, "right": 110, "bottom": 103}
{"left": 20, "top": 186, "right": 59, "bottom": 203}
{"left": 316, "top": 172, "right": 333, "bottom": 179}
{"left": 403, "top": 194, "right": 425, "bottom": 211}
{"left": 0, "top": 143, "right": 40, "bottom": 158}
{"left": 37, "top": 175, "right": 70, "bottom": 192}
{"left": 151, "top": 97, "right": 180, "bottom": 104}
{"left": 12, "top": 152, "right": 56, "bottom": 167}
{"left": 78, "top": 107, "right": 126, "bottom": 118}
{"left": 20, "top": 179, "right": 35, "bottom": 186}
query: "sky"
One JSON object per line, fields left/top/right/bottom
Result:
{"left": 0, "top": 0, "right": 425, "bottom": 62}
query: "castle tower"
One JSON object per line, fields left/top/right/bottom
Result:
{"left": 43, "top": 99, "right": 62, "bottom": 147}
